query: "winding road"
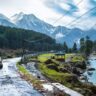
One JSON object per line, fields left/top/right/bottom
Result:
{"left": 0, "top": 57, "right": 42, "bottom": 96}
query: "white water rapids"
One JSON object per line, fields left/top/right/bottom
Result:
{"left": 0, "top": 57, "right": 42, "bottom": 96}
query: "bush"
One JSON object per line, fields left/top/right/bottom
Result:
{"left": 59, "top": 68, "right": 69, "bottom": 73}
{"left": 75, "top": 61, "right": 86, "bottom": 69}
{"left": 44, "top": 59, "right": 53, "bottom": 64}
{"left": 56, "top": 58, "right": 65, "bottom": 62}
{"left": 47, "top": 64, "right": 59, "bottom": 72}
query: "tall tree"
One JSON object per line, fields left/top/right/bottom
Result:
{"left": 72, "top": 42, "right": 77, "bottom": 53}
{"left": 0, "top": 26, "right": 56, "bottom": 51}
{"left": 93, "top": 41, "right": 96, "bottom": 51}
{"left": 80, "top": 38, "right": 85, "bottom": 53}
{"left": 85, "top": 36, "right": 93, "bottom": 56}
{"left": 63, "top": 42, "right": 68, "bottom": 53}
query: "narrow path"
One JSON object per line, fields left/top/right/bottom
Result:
{"left": 0, "top": 58, "right": 42, "bottom": 96}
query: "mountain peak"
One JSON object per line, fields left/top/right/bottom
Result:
{"left": 11, "top": 12, "right": 25, "bottom": 23}
{"left": 11, "top": 12, "right": 38, "bottom": 23}
{"left": 19, "top": 12, "right": 24, "bottom": 16}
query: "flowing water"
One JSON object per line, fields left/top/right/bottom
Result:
{"left": 84, "top": 56, "right": 96, "bottom": 85}
{"left": 0, "top": 58, "right": 43, "bottom": 96}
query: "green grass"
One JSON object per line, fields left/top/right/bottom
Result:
{"left": 65, "top": 54, "right": 74, "bottom": 59}
{"left": 17, "top": 62, "right": 43, "bottom": 90}
{"left": 38, "top": 53, "right": 74, "bottom": 62}
{"left": 21, "top": 53, "right": 96, "bottom": 95}
{"left": 37, "top": 53, "right": 85, "bottom": 88}
{"left": 17, "top": 63, "right": 29, "bottom": 74}
{"left": 39, "top": 63, "right": 74, "bottom": 87}
{"left": 38, "top": 53, "right": 55, "bottom": 62}
{"left": 72, "top": 55, "right": 85, "bottom": 62}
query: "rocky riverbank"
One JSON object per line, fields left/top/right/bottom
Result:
{"left": 83, "top": 55, "right": 96, "bottom": 85}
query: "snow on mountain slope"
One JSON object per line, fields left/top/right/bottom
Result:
{"left": 11, "top": 12, "right": 55, "bottom": 35}
{"left": 0, "top": 14, "right": 15, "bottom": 27}
{"left": 0, "top": 14, "right": 9, "bottom": 20}
{"left": 53, "top": 27, "right": 83, "bottom": 47}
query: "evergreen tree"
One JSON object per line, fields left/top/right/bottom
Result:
{"left": 69, "top": 48, "right": 72, "bottom": 53}
{"left": 85, "top": 36, "right": 93, "bottom": 56}
{"left": 63, "top": 42, "right": 68, "bottom": 53}
{"left": 0, "top": 26, "right": 56, "bottom": 51}
{"left": 72, "top": 42, "right": 77, "bottom": 53}
{"left": 93, "top": 41, "right": 96, "bottom": 51}
{"left": 80, "top": 38, "right": 85, "bottom": 53}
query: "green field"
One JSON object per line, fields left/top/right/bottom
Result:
{"left": 37, "top": 53, "right": 82, "bottom": 87}
{"left": 38, "top": 53, "right": 55, "bottom": 62}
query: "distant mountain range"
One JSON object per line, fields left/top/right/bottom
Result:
{"left": 0, "top": 12, "right": 96, "bottom": 47}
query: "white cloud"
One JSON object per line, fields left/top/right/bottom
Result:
{"left": 0, "top": 0, "right": 96, "bottom": 30}
{"left": 59, "top": 3, "right": 70, "bottom": 11}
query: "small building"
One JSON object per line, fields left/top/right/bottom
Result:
{"left": 55, "top": 51, "right": 65, "bottom": 62}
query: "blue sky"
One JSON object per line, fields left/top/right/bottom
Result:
{"left": 0, "top": 0, "right": 96, "bottom": 29}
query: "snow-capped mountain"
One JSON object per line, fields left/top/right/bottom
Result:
{"left": 11, "top": 12, "right": 55, "bottom": 35}
{"left": 0, "top": 14, "right": 15, "bottom": 27}
{"left": 0, "top": 12, "right": 96, "bottom": 47}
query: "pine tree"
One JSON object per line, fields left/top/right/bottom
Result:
{"left": 72, "top": 42, "right": 77, "bottom": 53}
{"left": 85, "top": 36, "right": 93, "bottom": 56}
{"left": 93, "top": 41, "right": 96, "bottom": 51}
{"left": 80, "top": 38, "right": 85, "bottom": 53}
{"left": 63, "top": 42, "right": 68, "bottom": 53}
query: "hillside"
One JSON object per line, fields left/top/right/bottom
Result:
{"left": 0, "top": 26, "right": 56, "bottom": 51}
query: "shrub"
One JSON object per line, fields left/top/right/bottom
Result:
{"left": 56, "top": 58, "right": 65, "bottom": 62}
{"left": 47, "top": 64, "right": 59, "bottom": 72}
{"left": 44, "top": 59, "right": 53, "bottom": 64}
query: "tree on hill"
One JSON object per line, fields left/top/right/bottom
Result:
{"left": 85, "top": 36, "right": 93, "bottom": 56}
{"left": 63, "top": 42, "right": 68, "bottom": 53}
{"left": 93, "top": 41, "right": 96, "bottom": 52}
{"left": 80, "top": 38, "right": 85, "bottom": 53}
{"left": 72, "top": 42, "right": 77, "bottom": 53}
{"left": 0, "top": 26, "right": 56, "bottom": 51}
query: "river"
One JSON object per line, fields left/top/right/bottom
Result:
{"left": 0, "top": 57, "right": 43, "bottom": 96}
{"left": 84, "top": 56, "right": 96, "bottom": 85}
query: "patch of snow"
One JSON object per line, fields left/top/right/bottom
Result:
{"left": 42, "top": 83, "right": 54, "bottom": 92}
{"left": 55, "top": 32, "right": 64, "bottom": 39}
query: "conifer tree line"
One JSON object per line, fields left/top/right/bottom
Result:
{"left": 63, "top": 36, "right": 95, "bottom": 56}
{"left": 0, "top": 26, "right": 56, "bottom": 51}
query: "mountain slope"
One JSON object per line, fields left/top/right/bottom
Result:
{"left": 0, "top": 25, "right": 56, "bottom": 50}
{"left": 0, "top": 12, "right": 96, "bottom": 47}
{"left": 0, "top": 14, "right": 15, "bottom": 27}
{"left": 11, "top": 12, "right": 55, "bottom": 35}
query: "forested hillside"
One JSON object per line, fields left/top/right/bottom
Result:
{"left": 0, "top": 26, "right": 56, "bottom": 51}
